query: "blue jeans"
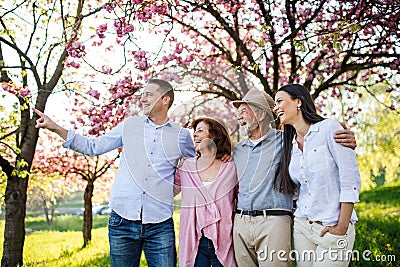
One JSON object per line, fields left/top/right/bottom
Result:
{"left": 108, "top": 211, "right": 176, "bottom": 267}
{"left": 194, "top": 236, "right": 223, "bottom": 267}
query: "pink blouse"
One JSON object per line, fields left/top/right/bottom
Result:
{"left": 174, "top": 158, "right": 238, "bottom": 267}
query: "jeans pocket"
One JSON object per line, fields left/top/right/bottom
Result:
{"left": 323, "top": 232, "right": 348, "bottom": 250}
{"left": 108, "top": 211, "right": 124, "bottom": 227}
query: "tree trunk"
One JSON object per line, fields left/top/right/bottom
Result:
{"left": 82, "top": 180, "right": 94, "bottom": 247}
{"left": 1, "top": 173, "right": 29, "bottom": 267}
{"left": 1, "top": 97, "right": 41, "bottom": 267}
{"left": 44, "top": 200, "right": 54, "bottom": 226}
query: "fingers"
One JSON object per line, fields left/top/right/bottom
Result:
{"left": 32, "top": 107, "right": 44, "bottom": 117}
{"left": 334, "top": 130, "right": 357, "bottom": 149}
{"left": 320, "top": 226, "right": 330, "bottom": 237}
{"left": 35, "top": 117, "right": 46, "bottom": 128}
{"left": 177, "top": 157, "right": 187, "bottom": 168}
{"left": 221, "top": 154, "right": 232, "bottom": 162}
{"left": 32, "top": 108, "right": 47, "bottom": 128}
{"left": 335, "top": 129, "right": 354, "bottom": 137}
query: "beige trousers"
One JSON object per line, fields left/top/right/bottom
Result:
{"left": 233, "top": 214, "right": 292, "bottom": 267}
{"left": 293, "top": 217, "right": 356, "bottom": 267}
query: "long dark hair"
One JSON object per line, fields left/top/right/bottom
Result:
{"left": 191, "top": 117, "right": 232, "bottom": 160}
{"left": 274, "top": 84, "right": 325, "bottom": 194}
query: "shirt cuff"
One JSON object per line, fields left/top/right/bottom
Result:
{"left": 340, "top": 187, "right": 360, "bottom": 203}
{"left": 62, "top": 130, "right": 76, "bottom": 148}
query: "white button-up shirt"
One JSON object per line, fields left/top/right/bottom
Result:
{"left": 289, "top": 119, "right": 361, "bottom": 226}
{"left": 63, "top": 116, "right": 195, "bottom": 223}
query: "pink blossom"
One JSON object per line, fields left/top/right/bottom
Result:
{"left": 102, "top": 66, "right": 112, "bottom": 74}
{"left": 123, "top": 24, "right": 135, "bottom": 34}
{"left": 103, "top": 2, "right": 116, "bottom": 12}
{"left": 88, "top": 89, "right": 100, "bottom": 99}
{"left": 184, "top": 54, "right": 194, "bottom": 63}
{"left": 99, "top": 24, "right": 107, "bottom": 32}
{"left": 137, "top": 60, "right": 148, "bottom": 70}
{"left": 65, "top": 61, "right": 80, "bottom": 69}
{"left": 162, "top": 55, "right": 169, "bottom": 64}
{"left": 72, "top": 41, "right": 82, "bottom": 49}
{"left": 2, "top": 83, "right": 16, "bottom": 95}
{"left": 102, "top": 110, "right": 112, "bottom": 120}
{"left": 19, "top": 88, "right": 31, "bottom": 98}
{"left": 175, "top": 43, "right": 184, "bottom": 54}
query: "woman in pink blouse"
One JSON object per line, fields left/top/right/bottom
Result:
{"left": 174, "top": 117, "right": 237, "bottom": 267}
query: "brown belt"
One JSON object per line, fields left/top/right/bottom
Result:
{"left": 307, "top": 219, "right": 323, "bottom": 225}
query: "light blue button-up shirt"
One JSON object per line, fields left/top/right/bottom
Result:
{"left": 63, "top": 116, "right": 195, "bottom": 223}
{"left": 289, "top": 118, "right": 361, "bottom": 226}
{"left": 233, "top": 128, "right": 292, "bottom": 211}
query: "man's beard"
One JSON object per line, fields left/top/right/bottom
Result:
{"left": 238, "top": 120, "right": 258, "bottom": 137}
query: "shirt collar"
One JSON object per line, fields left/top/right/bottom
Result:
{"left": 144, "top": 116, "right": 172, "bottom": 127}
{"left": 291, "top": 122, "right": 320, "bottom": 144}
{"left": 242, "top": 127, "right": 277, "bottom": 146}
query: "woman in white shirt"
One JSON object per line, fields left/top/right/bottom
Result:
{"left": 273, "top": 84, "right": 361, "bottom": 267}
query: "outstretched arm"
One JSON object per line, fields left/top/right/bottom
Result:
{"left": 33, "top": 108, "right": 68, "bottom": 140}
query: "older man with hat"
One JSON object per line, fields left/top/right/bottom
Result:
{"left": 231, "top": 89, "right": 293, "bottom": 267}
{"left": 231, "top": 89, "right": 356, "bottom": 267}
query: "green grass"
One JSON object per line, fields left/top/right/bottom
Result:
{"left": 25, "top": 215, "right": 109, "bottom": 233}
{"left": 351, "top": 183, "right": 400, "bottom": 266}
{"left": 0, "top": 184, "right": 398, "bottom": 266}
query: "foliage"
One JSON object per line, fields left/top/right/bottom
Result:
{"left": 317, "top": 81, "right": 399, "bottom": 189}
{"left": 353, "top": 83, "right": 399, "bottom": 189}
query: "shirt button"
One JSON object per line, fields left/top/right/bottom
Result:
{"left": 313, "top": 148, "right": 317, "bottom": 152}
{"left": 143, "top": 192, "right": 146, "bottom": 195}
{"left": 147, "top": 164, "right": 151, "bottom": 167}
{"left": 153, "top": 139, "right": 156, "bottom": 142}
{"left": 304, "top": 180, "right": 308, "bottom": 183}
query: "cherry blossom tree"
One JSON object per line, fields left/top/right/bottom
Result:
{"left": 0, "top": 0, "right": 104, "bottom": 265}
{"left": 94, "top": 0, "right": 399, "bottom": 115}
{"left": 32, "top": 141, "right": 118, "bottom": 246}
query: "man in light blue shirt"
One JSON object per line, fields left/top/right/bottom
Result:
{"left": 34, "top": 79, "right": 196, "bottom": 267}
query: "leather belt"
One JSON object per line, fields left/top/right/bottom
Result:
{"left": 307, "top": 219, "right": 323, "bottom": 225}
{"left": 236, "top": 209, "right": 292, "bottom": 217}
